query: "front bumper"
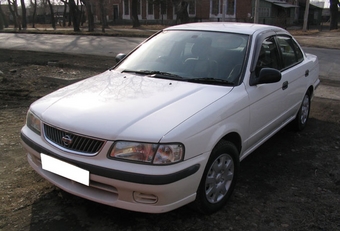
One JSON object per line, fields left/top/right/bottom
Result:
{"left": 20, "top": 126, "right": 207, "bottom": 213}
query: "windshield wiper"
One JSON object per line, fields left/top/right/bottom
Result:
{"left": 121, "top": 70, "right": 183, "bottom": 80}
{"left": 187, "top": 78, "right": 234, "bottom": 86}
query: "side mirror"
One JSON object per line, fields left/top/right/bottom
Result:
{"left": 250, "top": 68, "right": 281, "bottom": 86}
{"left": 115, "top": 53, "right": 126, "bottom": 63}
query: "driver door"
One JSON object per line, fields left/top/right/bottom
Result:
{"left": 245, "top": 36, "right": 287, "bottom": 152}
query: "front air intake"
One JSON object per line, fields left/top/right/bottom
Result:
{"left": 43, "top": 124, "right": 105, "bottom": 156}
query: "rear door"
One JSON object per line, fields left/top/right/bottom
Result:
{"left": 275, "top": 35, "right": 310, "bottom": 121}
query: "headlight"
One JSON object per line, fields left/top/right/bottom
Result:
{"left": 26, "top": 111, "right": 41, "bottom": 135}
{"left": 109, "top": 141, "right": 184, "bottom": 165}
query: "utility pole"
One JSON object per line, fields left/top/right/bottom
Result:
{"left": 254, "top": 0, "right": 259, "bottom": 23}
{"left": 302, "top": 0, "right": 310, "bottom": 31}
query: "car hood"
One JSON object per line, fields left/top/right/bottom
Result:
{"left": 31, "top": 70, "right": 233, "bottom": 141}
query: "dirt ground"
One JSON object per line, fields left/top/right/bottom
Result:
{"left": 289, "top": 29, "right": 340, "bottom": 50}
{"left": 0, "top": 45, "right": 340, "bottom": 231}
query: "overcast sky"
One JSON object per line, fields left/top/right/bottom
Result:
{"left": 310, "top": 0, "right": 330, "bottom": 8}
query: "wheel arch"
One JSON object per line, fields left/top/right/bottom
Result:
{"left": 307, "top": 85, "right": 314, "bottom": 98}
{"left": 219, "top": 132, "right": 242, "bottom": 155}
{"left": 194, "top": 133, "right": 241, "bottom": 214}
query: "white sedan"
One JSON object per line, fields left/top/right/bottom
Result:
{"left": 21, "top": 22, "right": 320, "bottom": 214}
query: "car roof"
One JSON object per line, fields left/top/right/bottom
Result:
{"left": 165, "top": 22, "right": 287, "bottom": 35}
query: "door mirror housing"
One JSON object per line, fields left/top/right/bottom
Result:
{"left": 250, "top": 68, "right": 281, "bottom": 86}
{"left": 115, "top": 53, "right": 126, "bottom": 63}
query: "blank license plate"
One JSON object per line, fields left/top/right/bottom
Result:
{"left": 41, "top": 153, "right": 89, "bottom": 186}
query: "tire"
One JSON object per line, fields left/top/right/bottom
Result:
{"left": 292, "top": 91, "right": 311, "bottom": 131}
{"left": 194, "top": 140, "right": 239, "bottom": 214}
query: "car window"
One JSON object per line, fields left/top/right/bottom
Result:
{"left": 276, "top": 36, "right": 304, "bottom": 69}
{"left": 115, "top": 30, "right": 249, "bottom": 85}
{"left": 255, "top": 37, "right": 280, "bottom": 76}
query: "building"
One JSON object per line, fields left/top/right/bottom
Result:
{"left": 252, "top": 0, "right": 299, "bottom": 28}
{"left": 96, "top": 0, "right": 251, "bottom": 25}
{"left": 3, "top": 0, "right": 312, "bottom": 28}
{"left": 91, "top": 0, "right": 299, "bottom": 26}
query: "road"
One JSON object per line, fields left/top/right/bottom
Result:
{"left": 0, "top": 33, "right": 339, "bottom": 100}
{"left": 0, "top": 33, "right": 145, "bottom": 56}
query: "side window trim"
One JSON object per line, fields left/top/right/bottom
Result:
{"left": 275, "top": 34, "right": 304, "bottom": 71}
{"left": 254, "top": 36, "right": 281, "bottom": 77}
{"left": 250, "top": 31, "right": 276, "bottom": 74}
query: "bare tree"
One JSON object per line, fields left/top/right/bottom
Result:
{"left": 330, "top": 0, "right": 339, "bottom": 30}
{"left": 63, "top": 0, "right": 67, "bottom": 27}
{"left": 20, "top": 0, "right": 27, "bottom": 29}
{"left": 30, "top": 0, "right": 37, "bottom": 28}
{"left": 0, "top": 1, "right": 9, "bottom": 29}
{"left": 68, "top": 0, "right": 72, "bottom": 26}
{"left": 7, "top": 0, "right": 21, "bottom": 30}
{"left": 99, "top": 0, "right": 107, "bottom": 32}
{"left": 131, "top": 0, "right": 140, "bottom": 27}
{"left": 68, "top": 0, "right": 81, "bottom": 31}
{"left": 253, "top": 0, "right": 259, "bottom": 23}
{"left": 82, "top": 0, "right": 94, "bottom": 31}
{"left": 176, "top": 0, "right": 189, "bottom": 24}
{"left": 0, "top": 3, "right": 3, "bottom": 30}
{"left": 46, "top": 0, "right": 56, "bottom": 29}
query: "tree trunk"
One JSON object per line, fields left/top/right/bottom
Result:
{"left": 99, "top": 0, "right": 107, "bottom": 32}
{"left": 176, "top": 1, "right": 189, "bottom": 24}
{"left": 13, "top": 0, "right": 21, "bottom": 30}
{"left": 82, "top": 0, "right": 94, "bottom": 32}
{"left": 0, "top": 8, "right": 3, "bottom": 30}
{"left": 7, "top": 0, "right": 21, "bottom": 30}
{"left": 0, "top": 3, "right": 8, "bottom": 30}
{"left": 20, "top": 0, "right": 27, "bottom": 29}
{"left": 80, "top": 5, "right": 85, "bottom": 26}
{"left": 7, "top": 0, "right": 16, "bottom": 28}
{"left": 30, "top": 0, "right": 37, "bottom": 28}
{"left": 0, "top": 4, "right": 9, "bottom": 28}
{"left": 253, "top": 0, "right": 259, "bottom": 23}
{"left": 46, "top": 0, "right": 56, "bottom": 29}
{"left": 63, "top": 1, "right": 67, "bottom": 27}
{"left": 131, "top": 0, "right": 140, "bottom": 28}
{"left": 68, "top": 0, "right": 72, "bottom": 27}
{"left": 330, "top": 0, "right": 339, "bottom": 30}
{"left": 69, "top": 0, "right": 81, "bottom": 31}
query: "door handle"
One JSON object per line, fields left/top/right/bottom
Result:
{"left": 282, "top": 81, "right": 288, "bottom": 90}
{"left": 305, "top": 70, "right": 309, "bottom": 77}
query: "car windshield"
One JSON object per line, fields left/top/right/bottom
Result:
{"left": 115, "top": 30, "right": 249, "bottom": 86}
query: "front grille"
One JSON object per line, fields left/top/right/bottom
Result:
{"left": 43, "top": 124, "right": 105, "bottom": 155}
